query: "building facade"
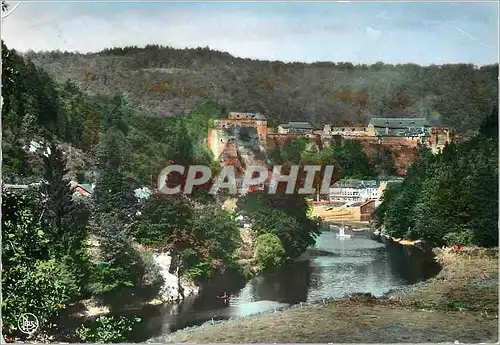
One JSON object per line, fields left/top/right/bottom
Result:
{"left": 429, "top": 127, "right": 454, "bottom": 153}
{"left": 329, "top": 179, "right": 380, "bottom": 203}
{"left": 329, "top": 178, "right": 405, "bottom": 206}
{"left": 213, "top": 112, "right": 268, "bottom": 141}
{"left": 366, "top": 117, "right": 432, "bottom": 142}
{"left": 324, "top": 125, "right": 368, "bottom": 137}
{"left": 347, "top": 199, "right": 376, "bottom": 221}
{"left": 277, "top": 122, "right": 313, "bottom": 134}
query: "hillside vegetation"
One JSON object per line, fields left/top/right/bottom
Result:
{"left": 1, "top": 40, "right": 321, "bottom": 341}
{"left": 26, "top": 45, "right": 498, "bottom": 134}
{"left": 374, "top": 107, "right": 498, "bottom": 248}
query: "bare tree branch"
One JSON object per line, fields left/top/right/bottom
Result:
{"left": 1, "top": 1, "right": 21, "bottom": 19}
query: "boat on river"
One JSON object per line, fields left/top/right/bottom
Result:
{"left": 331, "top": 221, "right": 351, "bottom": 239}
{"left": 336, "top": 226, "right": 352, "bottom": 239}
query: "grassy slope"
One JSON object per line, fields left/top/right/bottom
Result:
{"left": 158, "top": 248, "right": 498, "bottom": 343}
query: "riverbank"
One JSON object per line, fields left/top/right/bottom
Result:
{"left": 150, "top": 247, "right": 498, "bottom": 343}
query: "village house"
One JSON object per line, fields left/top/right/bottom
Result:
{"left": 277, "top": 122, "right": 313, "bottom": 134}
{"left": 323, "top": 124, "right": 368, "bottom": 137}
{"left": 3, "top": 181, "right": 94, "bottom": 198}
{"left": 366, "top": 117, "right": 432, "bottom": 142}
{"left": 310, "top": 198, "right": 376, "bottom": 222}
{"left": 70, "top": 181, "right": 94, "bottom": 196}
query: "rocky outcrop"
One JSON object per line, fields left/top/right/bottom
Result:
{"left": 153, "top": 251, "right": 199, "bottom": 303}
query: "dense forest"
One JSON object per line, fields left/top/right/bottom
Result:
{"left": 1, "top": 40, "right": 322, "bottom": 342}
{"left": 26, "top": 45, "right": 498, "bottom": 134}
{"left": 374, "top": 107, "right": 498, "bottom": 248}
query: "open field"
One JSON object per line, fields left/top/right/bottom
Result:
{"left": 155, "top": 248, "right": 499, "bottom": 343}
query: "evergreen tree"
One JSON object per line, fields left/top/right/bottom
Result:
{"left": 42, "top": 141, "right": 74, "bottom": 236}
{"left": 42, "top": 140, "right": 91, "bottom": 288}
{"left": 479, "top": 105, "right": 498, "bottom": 138}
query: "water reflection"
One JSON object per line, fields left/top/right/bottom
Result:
{"left": 139, "top": 228, "right": 439, "bottom": 341}
{"left": 237, "top": 260, "right": 312, "bottom": 304}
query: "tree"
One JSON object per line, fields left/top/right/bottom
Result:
{"left": 242, "top": 191, "right": 320, "bottom": 259}
{"left": 1, "top": 189, "right": 79, "bottom": 339}
{"left": 42, "top": 141, "right": 91, "bottom": 288}
{"left": 254, "top": 233, "right": 286, "bottom": 270}
{"left": 373, "top": 183, "right": 401, "bottom": 228}
{"left": 42, "top": 142, "right": 75, "bottom": 238}
{"left": 191, "top": 205, "right": 241, "bottom": 264}
{"left": 130, "top": 194, "right": 194, "bottom": 247}
{"left": 331, "top": 140, "right": 377, "bottom": 179}
{"left": 479, "top": 105, "right": 498, "bottom": 139}
{"left": 93, "top": 169, "right": 138, "bottom": 221}
{"left": 88, "top": 214, "right": 162, "bottom": 302}
{"left": 378, "top": 124, "right": 498, "bottom": 247}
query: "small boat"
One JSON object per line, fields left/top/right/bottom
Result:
{"left": 336, "top": 222, "right": 352, "bottom": 239}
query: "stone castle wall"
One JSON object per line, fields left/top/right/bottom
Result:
{"left": 213, "top": 119, "right": 268, "bottom": 141}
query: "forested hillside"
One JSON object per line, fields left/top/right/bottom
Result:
{"left": 374, "top": 107, "right": 498, "bottom": 248}
{"left": 1, "top": 40, "right": 322, "bottom": 341}
{"left": 27, "top": 45, "right": 498, "bottom": 134}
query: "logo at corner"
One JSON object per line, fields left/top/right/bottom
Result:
{"left": 17, "top": 313, "right": 39, "bottom": 334}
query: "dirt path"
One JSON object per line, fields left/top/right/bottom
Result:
{"left": 154, "top": 248, "right": 499, "bottom": 343}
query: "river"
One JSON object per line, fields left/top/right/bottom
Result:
{"left": 121, "top": 225, "right": 440, "bottom": 342}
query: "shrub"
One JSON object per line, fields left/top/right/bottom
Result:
{"left": 443, "top": 230, "right": 475, "bottom": 247}
{"left": 2, "top": 260, "right": 79, "bottom": 338}
{"left": 137, "top": 251, "right": 164, "bottom": 290}
{"left": 75, "top": 316, "right": 141, "bottom": 343}
{"left": 254, "top": 233, "right": 286, "bottom": 270}
{"left": 236, "top": 261, "right": 254, "bottom": 279}
{"left": 186, "top": 261, "right": 214, "bottom": 281}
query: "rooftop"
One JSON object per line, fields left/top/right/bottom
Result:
{"left": 331, "top": 179, "right": 378, "bottom": 189}
{"left": 287, "top": 122, "right": 313, "bottom": 129}
{"left": 79, "top": 183, "right": 93, "bottom": 192}
{"left": 369, "top": 117, "right": 431, "bottom": 128}
{"left": 228, "top": 112, "right": 266, "bottom": 120}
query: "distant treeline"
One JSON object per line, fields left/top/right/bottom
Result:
{"left": 26, "top": 44, "right": 498, "bottom": 134}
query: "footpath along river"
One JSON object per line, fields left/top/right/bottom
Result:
{"left": 128, "top": 224, "right": 440, "bottom": 342}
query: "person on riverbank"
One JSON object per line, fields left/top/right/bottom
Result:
{"left": 218, "top": 292, "right": 230, "bottom": 305}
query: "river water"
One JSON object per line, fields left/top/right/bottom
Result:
{"left": 130, "top": 226, "right": 439, "bottom": 341}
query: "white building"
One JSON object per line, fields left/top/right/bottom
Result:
{"left": 330, "top": 178, "right": 405, "bottom": 205}
{"left": 277, "top": 124, "right": 290, "bottom": 134}
{"left": 329, "top": 179, "right": 381, "bottom": 203}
